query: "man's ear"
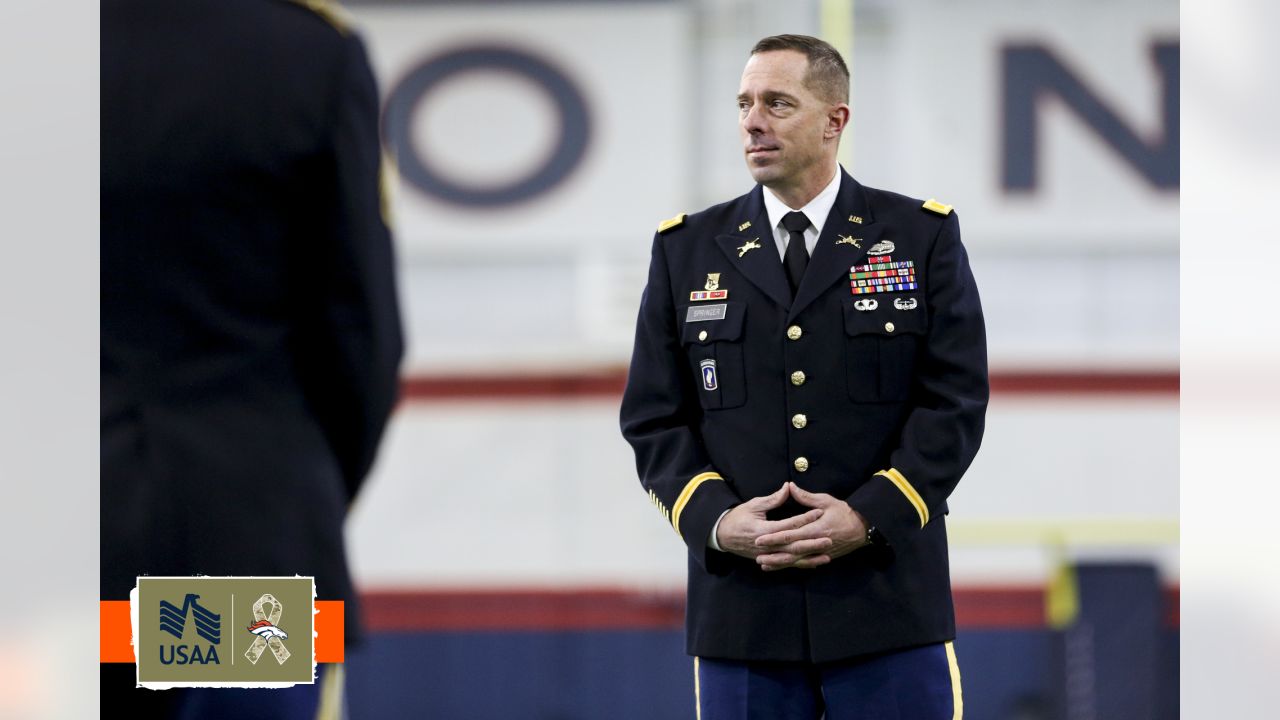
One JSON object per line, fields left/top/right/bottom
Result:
{"left": 826, "top": 103, "right": 851, "bottom": 139}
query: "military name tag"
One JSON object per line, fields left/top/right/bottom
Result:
{"left": 686, "top": 304, "right": 728, "bottom": 322}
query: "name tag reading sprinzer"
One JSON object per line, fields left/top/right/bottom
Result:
{"left": 686, "top": 304, "right": 728, "bottom": 322}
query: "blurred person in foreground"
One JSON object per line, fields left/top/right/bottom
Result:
{"left": 621, "top": 34, "right": 987, "bottom": 719}
{"left": 101, "top": 0, "right": 403, "bottom": 716}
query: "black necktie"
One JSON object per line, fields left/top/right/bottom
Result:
{"left": 781, "top": 211, "right": 811, "bottom": 297}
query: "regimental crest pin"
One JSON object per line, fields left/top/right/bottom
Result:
{"left": 854, "top": 298, "right": 879, "bottom": 311}
{"left": 894, "top": 297, "right": 918, "bottom": 310}
{"left": 691, "top": 273, "right": 727, "bottom": 301}
{"left": 836, "top": 235, "right": 862, "bottom": 248}
{"left": 867, "top": 240, "right": 895, "bottom": 256}
{"left": 737, "top": 238, "right": 762, "bottom": 258}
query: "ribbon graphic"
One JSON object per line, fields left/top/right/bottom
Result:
{"left": 244, "top": 593, "right": 291, "bottom": 665}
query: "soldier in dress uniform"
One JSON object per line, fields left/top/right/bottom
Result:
{"left": 101, "top": 0, "right": 402, "bottom": 716}
{"left": 620, "top": 34, "right": 987, "bottom": 719}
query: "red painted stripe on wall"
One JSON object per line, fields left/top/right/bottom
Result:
{"left": 362, "top": 588, "right": 684, "bottom": 631}
{"left": 359, "top": 585, "right": 1180, "bottom": 632}
{"left": 397, "top": 370, "right": 1178, "bottom": 403}
{"left": 401, "top": 371, "right": 626, "bottom": 401}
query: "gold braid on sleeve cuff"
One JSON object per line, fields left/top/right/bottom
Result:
{"left": 671, "top": 472, "right": 723, "bottom": 538}
{"left": 875, "top": 468, "right": 929, "bottom": 527}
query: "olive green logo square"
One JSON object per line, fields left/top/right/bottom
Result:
{"left": 134, "top": 577, "right": 315, "bottom": 688}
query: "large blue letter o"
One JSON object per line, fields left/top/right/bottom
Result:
{"left": 383, "top": 46, "right": 592, "bottom": 208}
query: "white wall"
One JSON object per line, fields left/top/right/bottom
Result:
{"left": 348, "top": 395, "right": 1178, "bottom": 588}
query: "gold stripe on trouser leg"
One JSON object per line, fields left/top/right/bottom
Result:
{"left": 694, "top": 657, "right": 702, "bottom": 720}
{"left": 316, "top": 663, "right": 346, "bottom": 720}
{"left": 945, "top": 641, "right": 963, "bottom": 720}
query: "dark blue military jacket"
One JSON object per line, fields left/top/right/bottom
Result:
{"left": 620, "top": 169, "right": 988, "bottom": 663}
{"left": 101, "top": 0, "right": 402, "bottom": 648}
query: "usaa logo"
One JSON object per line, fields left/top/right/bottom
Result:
{"left": 157, "top": 593, "right": 221, "bottom": 665}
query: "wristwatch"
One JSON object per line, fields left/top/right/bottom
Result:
{"left": 863, "top": 525, "right": 888, "bottom": 548}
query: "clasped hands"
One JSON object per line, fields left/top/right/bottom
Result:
{"left": 715, "top": 482, "right": 870, "bottom": 571}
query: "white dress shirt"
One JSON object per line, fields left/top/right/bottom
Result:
{"left": 760, "top": 165, "right": 842, "bottom": 261}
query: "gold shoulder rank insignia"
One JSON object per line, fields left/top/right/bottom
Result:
{"left": 286, "top": 0, "right": 352, "bottom": 35}
{"left": 658, "top": 213, "right": 687, "bottom": 234}
{"left": 922, "top": 198, "right": 953, "bottom": 216}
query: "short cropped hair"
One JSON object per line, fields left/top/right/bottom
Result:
{"left": 750, "top": 34, "right": 850, "bottom": 105}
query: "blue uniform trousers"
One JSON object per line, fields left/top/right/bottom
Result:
{"left": 696, "top": 642, "right": 962, "bottom": 720}
{"left": 99, "top": 662, "right": 346, "bottom": 719}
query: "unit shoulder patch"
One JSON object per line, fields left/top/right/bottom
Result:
{"left": 922, "top": 198, "right": 953, "bottom": 216}
{"left": 284, "top": 0, "right": 352, "bottom": 35}
{"left": 658, "top": 213, "right": 687, "bottom": 234}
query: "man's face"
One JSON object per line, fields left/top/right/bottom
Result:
{"left": 738, "top": 50, "right": 837, "bottom": 190}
